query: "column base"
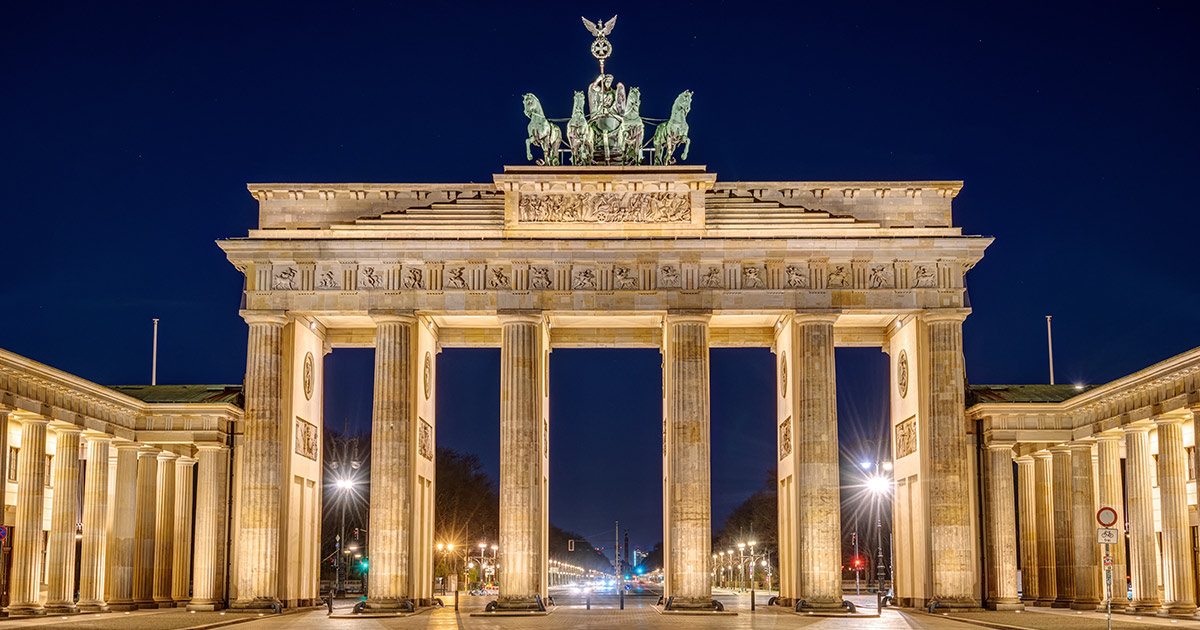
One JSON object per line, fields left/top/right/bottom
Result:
{"left": 1034, "top": 597, "right": 1056, "bottom": 607}
{"left": 77, "top": 603, "right": 110, "bottom": 613}
{"left": 493, "top": 596, "right": 542, "bottom": 611}
{"left": 5, "top": 605, "right": 46, "bottom": 617}
{"left": 928, "top": 598, "right": 983, "bottom": 612}
{"left": 1070, "top": 599, "right": 1100, "bottom": 611}
{"left": 45, "top": 604, "right": 79, "bottom": 615}
{"left": 229, "top": 597, "right": 282, "bottom": 611}
{"left": 665, "top": 596, "right": 720, "bottom": 611}
{"left": 1126, "top": 601, "right": 1160, "bottom": 614}
{"left": 186, "top": 601, "right": 225, "bottom": 612}
{"left": 1051, "top": 599, "right": 1074, "bottom": 609}
{"left": 364, "top": 598, "right": 416, "bottom": 611}
{"left": 1160, "top": 605, "right": 1198, "bottom": 617}
{"left": 988, "top": 599, "right": 1025, "bottom": 611}
{"left": 154, "top": 600, "right": 176, "bottom": 608}
{"left": 106, "top": 602, "right": 137, "bottom": 612}
{"left": 796, "top": 599, "right": 854, "bottom": 613}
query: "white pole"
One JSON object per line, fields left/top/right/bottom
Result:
{"left": 152, "top": 318, "right": 159, "bottom": 386}
{"left": 1045, "top": 315, "right": 1055, "bottom": 385}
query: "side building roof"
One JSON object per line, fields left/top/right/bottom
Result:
{"left": 109, "top": 384, "right": 244, "bottom": 407}
{"left": 966, "top": 384, "right": 1098, "bottom": 406}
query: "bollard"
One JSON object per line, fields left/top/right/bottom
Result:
{"left": 586, "top": 592, "right": 590, "bottom": 610}
{"left": 454, "top": 588, "right": 459, "bottom": 611}
{"left": 620, "top": 587, "right": 624, "bottom": 610}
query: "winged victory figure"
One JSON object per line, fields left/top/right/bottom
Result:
{"left": 582, "top": 15, "right": 617, "bottom": 37}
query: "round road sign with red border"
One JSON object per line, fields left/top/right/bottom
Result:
{"left": 1097, "top": 506, "right": 1118, "bottom": 527}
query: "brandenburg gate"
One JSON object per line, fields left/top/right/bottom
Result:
{"left": 217, "top": 164, "right": 991, "bottom": 611}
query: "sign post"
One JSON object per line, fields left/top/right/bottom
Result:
{"left": 1097, "top": 507, "right": 1119, "bottom": 630}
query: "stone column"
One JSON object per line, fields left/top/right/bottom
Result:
{"left": 793, "top": 314, "right": 844, "bottom": 610}
{"left": 106, "top": 443, "right": 141, "bottom": 610}
{"left": 1033, "top": 451, "right": 1056, "bottom": 606}
{"left": 1016, "top": 455, "right": 1038, "bottom": 604}
{"left": 984, "top": 443, "right": 1022, "bottom": 610}
{"left": 1069, "top": 442, "right": 1100, "bottom": 610}
{"left": 0, "top": 410, "right": 9, "bottom": 608}
{"left": 78, "top": 435, "right": 112, "bottom": 612}
{"left": 133, "top": 448, "right": 159, "bottom": 607}
{"left": 172, "top": 457, "right": 196, "bottom": 605}
{"left": 366, "top": 314, "right": 416, "bottom": 609}
{"left": 1124, "top": 425, "right": 1160, "bottom": 613}
{"left": 7, "top": 417, "right": 48, "bottom": 616}
{"left": 188, "top": 445, "right": 230, "bottom": 611}
{"left": 1049, "top": 445, "right": 1075, "bottom": 607}
{"left": 1094, "top": 434, "right": 1126, "bottom": 604}
{"left": 232, "top": 312, "right": 286, "bottom": 609}
{"left": 923, "top": 312, "right": 976, "bottom": 608}
{"left": 153, "top": 451, "right": 177, "bottom": 606}
{"left": 498, "top": 313, "right": 548, "bottom": 610}
{"left": 1155, "top": 417, "right": 1196, "bottom": 615}
{"left": 46, "top": 427, "right": 83, "bottom": 613}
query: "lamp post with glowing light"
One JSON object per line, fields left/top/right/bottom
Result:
{"left": 864, "top": 464, "right": 893, "bottom": 610}
{"left": 334, "top": 477, "right": 356, "bottom": 597}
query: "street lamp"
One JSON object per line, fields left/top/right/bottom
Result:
{"left": 867, "top": 471, "right": 893, "bottom": 610}
{"left": 333, "top": 478, "right": 356, "bottom": 597}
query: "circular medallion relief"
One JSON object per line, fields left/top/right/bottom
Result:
{"left": 302, "top": 352, "right": 314, "bottom": 401}
{"left": 780, "top": 352, "right": 788, "bottom": 397}
{"left": 423, "top": 351, "right": 433, "bottom": 400}
{"left": 897, "top": 349, "right": 909, "bottom": 399}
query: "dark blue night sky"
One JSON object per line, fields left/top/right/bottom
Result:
{"left": 4, "top": 2, "right": 1198, "bottom": 553}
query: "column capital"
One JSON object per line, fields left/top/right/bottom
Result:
{"left": 81, "top": 430, "right": 112, "bottom": 441}
{"left": 791, "top": 311, "right": 840, "bottom": 326}
{"left": 921, "top": 308, "right": 971, "bottom": 324}
{"left": 1015, "top": 454, "right": 1035, "bottom": 464}
{"left": 1068, "top": 440, "right": 1095, "bottom": 450}
{"left": 369, "top": 310, "right": 418, "bottom": 325}
{"left": 497, "top": 310, "right": 545, "bottom": 325}
{"left": 1047, "top": 443, "right": 1072, "bottom": 454}
{"left": 114, "top": 441, "right": 143, "bottom": 451}
{"left": 19, "top": 416, "right": 49, "bottom": 426}
{"left": 156, "top": 450, "right": 179, "bottom": 462}
{"left": 175, "top": 456, "right": 197, "bottom": 466}
{"left": 194, "top": 442, "right": 229, "bottom": 452}
{"left": 985, "top": 441, "right": 1016, "bottom": 451}
{"left": 1155, "top": 415, "right": 1187, "bottom": 427}
{"left": 239, "top": 310, "right": 287, "bottom": 326}
{"left": 1095, "top": 432, "right": 1123, "bottom": 443}
{"left": 1032, "top": 449, "right": 1053, "bottom": 460}
{"left": 1123, "top": 424, "right": 1153, "bottom": 435}
{"left": 664, "top": 309, "right": 711, "bottom": 324}
{"left": 51, "top": 424, "right": 83, "bottom": 435}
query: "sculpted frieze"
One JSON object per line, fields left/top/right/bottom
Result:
{"left": 912, "top": 263, "right": 937, "bottom": 288}
{"left": 359, "top": 266, "right": 385, "bottom": 290}
{"left": 614, "top": 266, "right": 638, "bottom": 289}
{"left": 444, "top": 266, "right": 468, "bottom": 289}
{"left": 741, "top": 265, "right": 765, "bottom": 289}
{"left": 827, "top": 264, "right": 850, "bottom": 289}
{"left": 700, "top": 266, "right": 723, "bottom": 288}
{"left": 869, "top": 264, "right": 894, "bottom": 289}
{"left": 488, "top": 266, "right": 510, "bottom": 289}
{"left": 272, "top": 266, "right": 298, "bottom": 290}
{"left": 530, "top": 266, "right": 553, "bottom": 289}
{"left": 517, "top": 192, "right": 691, "bottom": 223}
{"left": 658, "top": 265, "right": 680, "bottom": 288}
{"left": 785, "top": 265, "right": 809, "bottom": 288}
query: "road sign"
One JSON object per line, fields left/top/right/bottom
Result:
{"left": 0, "top": 526, "right": 6, "bottom": 542}
{"left": 1097, "top": 527, "right": 1119, "bottom": 544}
{"left": 1096, "top": 506, "right": 1118, "bottom": 527}
{"left": 1103, "top": 555, "right": 1113, "bottom": 567}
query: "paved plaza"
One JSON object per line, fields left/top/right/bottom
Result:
{"left": 0, "top": 592, "right": 1195, "bottom": 630}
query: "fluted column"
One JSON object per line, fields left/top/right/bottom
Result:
{"left": 793, "top": 314, "right": 844, "bottom": 610}
{"left": 498, "top": 313, "right": 548, "bottom": 610}
{"left": 1033, "top": 451, "right": 1056, "bottom": 606}
{"left": 1049, "top": 445, "right": 1075, "bottom": 607}
{"left": 366, "top": 313, "right": 416, "bottom": 609}
{"left": 78, "top": 435, "right": 112, "bottom": 612}
{"left": 1069, "top": 442, "right": 1100, "bottom": 610}
{"left": 153, "top": 451, "right": 177, "bottom": 606}
{"left": 1094, "top": 434, "right": 1126, "bottom": 606}
{"left": 923, "top": 312, "right": 976, "bottom": 607}
{"left": 106, "top": 443, "right": 141, "bottom": 610}
{"left": 188, "top": 445, "right": 230, "bottom": 611}
{"left": 1124, "top": 425, "right": 1160, "bottom": 613}
{"left": 1016, "top": 456, "right": 1038, "bottom": 604}
{"left": 172, "top": 457, "right": 196, "bottom": 605}
{"left": 984, "top": 443, "right": 1022, "bottom": 610}
{"left": 0, "top": 410, "right": 9, "bottom": 609}
{"left": 1155, "top": 417, "right": 1196, "bottom": 615}
{"left": 46, "top": 427, "right": 83, "bottom": 613}
{"left": 7, "top": 417, "right": 48, "bottom": 615}
{"left": 133, "top": 448, "right": 159, "bottom": 607}
{"left": 662, "top": 313, "right": 714, "bottom": 609}
{"left": 232, "top": 312, "right": 286, "bottom": 609}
